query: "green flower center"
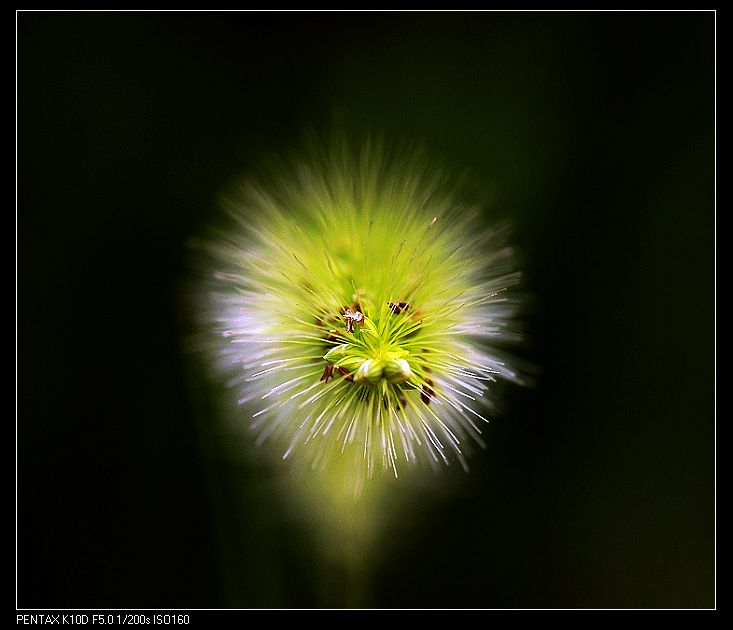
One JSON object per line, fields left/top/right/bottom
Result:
{"left": 318, "top": 297, "right": 431, "bottom": 398}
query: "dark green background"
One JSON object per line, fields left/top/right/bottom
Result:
{"left": 18, "top": 11, "right": 714, "bottom": 608}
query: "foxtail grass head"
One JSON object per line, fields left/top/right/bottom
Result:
{"left": 197, "top": 139, "right": 525, "bottom": 494}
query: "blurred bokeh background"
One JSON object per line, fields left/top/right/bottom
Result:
{"left": 18, "top": 11, "right": 714, "bottom": 608}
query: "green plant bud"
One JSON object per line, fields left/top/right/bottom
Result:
{"left": 383, "top": 358, "right": 412, "bottom": 383}
{"left": 323, "top": 344, "right": 349, "bottom": 364}
{"left": 354, "top": 359, "right": 385, "bottom": 385}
